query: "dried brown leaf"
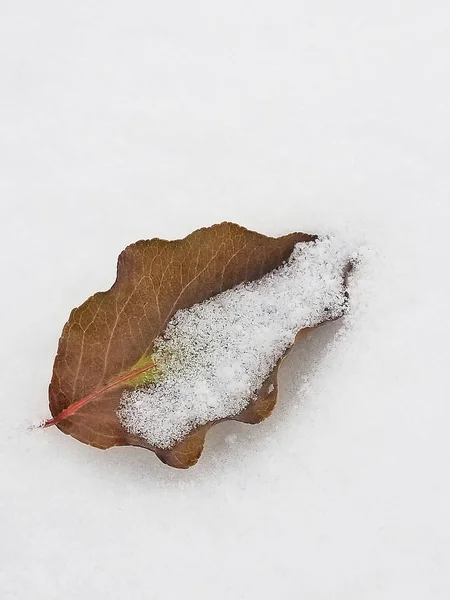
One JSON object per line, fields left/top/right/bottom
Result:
{"left": 46, "top": 222, "right": 344, "bottom": 468}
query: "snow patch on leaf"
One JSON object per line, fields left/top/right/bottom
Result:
{"left": 118, "top": 236, "right": 354, "bottom": 449}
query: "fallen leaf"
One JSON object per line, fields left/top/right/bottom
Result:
{"left": 45, "top": 222, "right": 349, "bottom": 468}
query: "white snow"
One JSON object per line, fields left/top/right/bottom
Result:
{"left": 1, "top": 2, "right": 450, "bottom": 599}
{"left": 119, "top": 236, "right": 352, "bottom": 448}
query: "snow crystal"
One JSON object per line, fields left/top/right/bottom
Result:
{"left": 118, "top": 237, "right": 353, "bottom": 449}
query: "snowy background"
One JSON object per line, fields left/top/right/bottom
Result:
{"left": 1, "top": 1, "right": 450, "bottom": 598}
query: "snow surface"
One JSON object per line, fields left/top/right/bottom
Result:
{"left": 1, "top": 2, "right": 450, "bottom": 599}
{"left": 119, "top": 237, "right": 351, "bottom": 448}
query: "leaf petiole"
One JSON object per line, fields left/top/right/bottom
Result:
{"left": 43, "top": 361, "right": 157, "bottom": 428}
